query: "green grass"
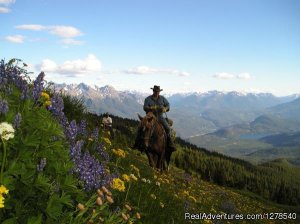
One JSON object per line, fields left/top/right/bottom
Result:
{"left": 104, "top": 134, "right": 300, "bottom": 224}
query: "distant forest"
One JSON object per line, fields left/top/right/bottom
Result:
{"left": 89, "top": 113, "right": 300, "bottom": 206}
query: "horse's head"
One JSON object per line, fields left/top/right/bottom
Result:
{"left": 138, "top": 112, "right": 157, "bottom": 148}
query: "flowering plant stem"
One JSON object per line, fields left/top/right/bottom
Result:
{"left": 0, "top": 138, "right": 7, "bottom": 184}
{"left": 124, "top": 181, "right": 132, "bottom": 202}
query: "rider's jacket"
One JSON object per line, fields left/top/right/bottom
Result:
{"left": 143, "top": 95, "right": 170, "bottom": 118}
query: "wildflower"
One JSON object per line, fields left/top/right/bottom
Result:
{"left": 121, "top": 213, "right": 128, "bottom": 221}
{"left": 183, "top": 190, "right": 189, "bottom": 197}
{"left": 106, "top": 195, "right": 114, "bottom": 204}
{"left": 0, "top": 122, "right": 15, "bottom": 141}
{"left": 13, "top": 113, "right": 22, "bottom": 129}
{"left": 153, "top": 175, "right": 157, "bottom": 179}
{"left": 0, "top": 99, "right": 9, "bottom": 115}
{"left": 101, "top": 186, "right": 110, "bottom": 194}
{"left": 130, "top": 164, "right": 139, "bottom": 173}
{"left": 146, "top": 179, "right": 151, "bottom": 184}
{"left": 78, "top": 119, "right": 87, "bottom": 137}
{"left": 189, "top": 196, "right": 197, "bottom": 203}
{"left": 122, "top": 174, "right": 130, "bottom": 182}
{"left": 65, "top": 120, "right": 78, "bottom": 141}
{"left": 91, "top": 127, "right": 99, "bottom": 140}
{"left": 32, "top": 72, "right": 45, "bottom": 103}
{"left": 125, "top": 204, "right": 132, "bottom": 211}
{"left": 130, "top": 174, "right": 138, "bottom": 181}
{"left": 136, "top": 212, "right": 141, "bottom": 219}
{"left": 160, "top": 202, "right": 164, "bottom": 208}
{"left": 40, "top": 92, "right": 50, "bottom": 100}
{"left": 112, "top": 149, "right": 126, "bottom": 158}
{"left": 0, "top": 185, "right": 9, "bottom": 194}
{"left": 77, "top": 203, "right": 85, "bottom": 211}
{"left": 36, "top": 158, "right": 47, "bottom": 172}
{"left": 111, "top": 178, "right": 125, "bottom": 192}
{"left": 97, "top": 189, "right": 104, "bottom": 197}
{"left": 155, "top": 181, "right": 161, "bottom": 187}
{"left": 43, "top": 100, "right": 52, "bottom": 107}
{"left": 102, "top": 137, "right": 111, "bottom": 145}
{"left": 96, "top": 197, "right": 103, "bottom": 206}
{"left": 150, "top": 194, "right": 156, "bottom": 200}
{"left": 141, "top": 178, "right": 147, "bottom": 183}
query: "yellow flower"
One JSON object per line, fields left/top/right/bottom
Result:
{"left": 41, "top": 92, "right": 50, "bottom": 100}
{"left": 43, "top": 100, "right": 52, "bottom": 107}
{"left": 111, "top": 178, "right": 125, "bottom": 192}
{"left": 106, "top": 195, "right": 114, "bottom": 204}
{"left": 188, "top": 196, "right": 197, "bottom": 203}
{"left": 112, "top": 149, "right": 126, "bottom": 158}
{"left": 102, "top": 137, "right": 111, "bottom": 145}
{"left": 136, "top": 212, "right": 141, "bottom": 219}
{"left": 150, "top": 194, "right": 156, "bottom": 200}
{"left": 0, "top": 185, "right": 9, "bottom": 194}
{"left": 130, "top": 164, "right": 140, "bottom": 173}
{"left": 77, "top": 203, "right": 85, "bottom": 211}
{"left": 183, "top": 190, "right": 189, "bottom": 197}
{"left": 122, "top": 174, "right": 130, "bottom": 182}
{"left": 125, "top": 204, "right": 132, "bottom": 211}
{"left": 121, "top": 213, "right": 128, "bottom": 221}
{"left": 130, "top": 174, "right": 138, "bottom": 181}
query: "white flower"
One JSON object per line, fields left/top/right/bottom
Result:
{"left": 156, "top": 181, "right": 161, "bottom": 187}
{"left": 0, "top": 122, "right": 15, "bottom": 141}
{"left": 147, "top": 179, "right": 151, "bottom": 184}
{"left": 141, "top": 178, "right": 147, "bottom": 183}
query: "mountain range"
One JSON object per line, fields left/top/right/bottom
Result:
{"left": 53, "top": 83, "right": 300, "bottom": 138}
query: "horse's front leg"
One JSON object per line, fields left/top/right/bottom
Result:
{"left": 146, "top": 151, "right": 155, "bottom": 167}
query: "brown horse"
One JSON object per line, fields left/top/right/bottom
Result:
{"left": 137, "top": 112, "right": 172, "bottom": 171}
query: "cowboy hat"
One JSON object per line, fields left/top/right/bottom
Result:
{"left": 150, "top": 85, "right": 163, "bottom": 92}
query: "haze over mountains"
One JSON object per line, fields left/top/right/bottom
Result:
{"left": 53, "top": 83, "right": 300, "bottom": 136}
{"left": 53, "top": 83, "right": 300, "bottom": 164}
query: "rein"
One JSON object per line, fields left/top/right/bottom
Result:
{"left": 143, "top": 120, "right": 157, "bottom": 144}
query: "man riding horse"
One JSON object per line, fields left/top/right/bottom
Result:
{"left": 133, "top": 85, "right": 176, "bottom": 152}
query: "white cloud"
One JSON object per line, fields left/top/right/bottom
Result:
{"left": 237, "top": 73, "right": 251, "bottom": 80}
{"left": 15, "top": 24, "right": 46, "bottom": 31}
{"left": 213, "top": 72, "right": 235, "bottom": 79}
{"left": 5, "top": 35, "right": 25, "bottom": 43}
{"left": 0, "top": 0, "right": 15, "bottom": 5}
{"left": 36, "top": 54, "right": 102, "bottom": 76}
{"left": 0, "top": 6, "right": 10, "bottom": 13}
{"left": 213, "top": 72, "right": 252, "bottom": 80}
{"left": 49, "top": 26, "right": 82, "bottom": 38}
{"left": 15, "top": 24, "right": 83, "bottom": 45}
{"left": 0, "top": 0, "right": 15, "bottom": 13}
{"left": 61, "top": 38, "right": 84, "bottom": 45}
{"left": 124, "top": 66, "right": 190, "bottom": 77}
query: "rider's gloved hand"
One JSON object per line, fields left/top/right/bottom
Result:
{"left": 162, "top": 107, "right": 167, "bottom": 113}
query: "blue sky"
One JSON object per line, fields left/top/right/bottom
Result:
{"left": 1, "top": 0, "right": 300, "bottom": 95}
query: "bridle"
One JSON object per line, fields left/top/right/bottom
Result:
{"left": 142, "top": 117, "right": 157, "bottom": 147}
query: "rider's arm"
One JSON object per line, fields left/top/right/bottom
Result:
{"left": 143, "top": 97, "right": 152, "bottom": 112}
{"left": 162, "top": 96, "right": 170, "bottom": 112}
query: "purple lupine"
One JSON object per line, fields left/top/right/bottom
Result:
{"left": 13, "top": 113, "right": 22, "bottom": 129}
{"left": 37, "top": 158, "right": 47, "bottom": 172}
{"left": 96, "top": 143, "right": 110, "bottom": 162}
{"left": 65, "top": 120, "right": 78, "bottom": 142}
{"left": 0, "top": 99, "right": 9, "bottom": 115}
{"left": 70, "top": 140, "right": 84, "bottom": 161}
{"left": 78, "top": 119, "right": 87, "bottom": 137}
{"left": 32, "top": 72, "right": 45, "bottom": 103}
{"left": 74, "top": 151, "right": 107, "bottom": 191}
{"left": 91, "top": 127, "right": 99, "bottom": 140}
